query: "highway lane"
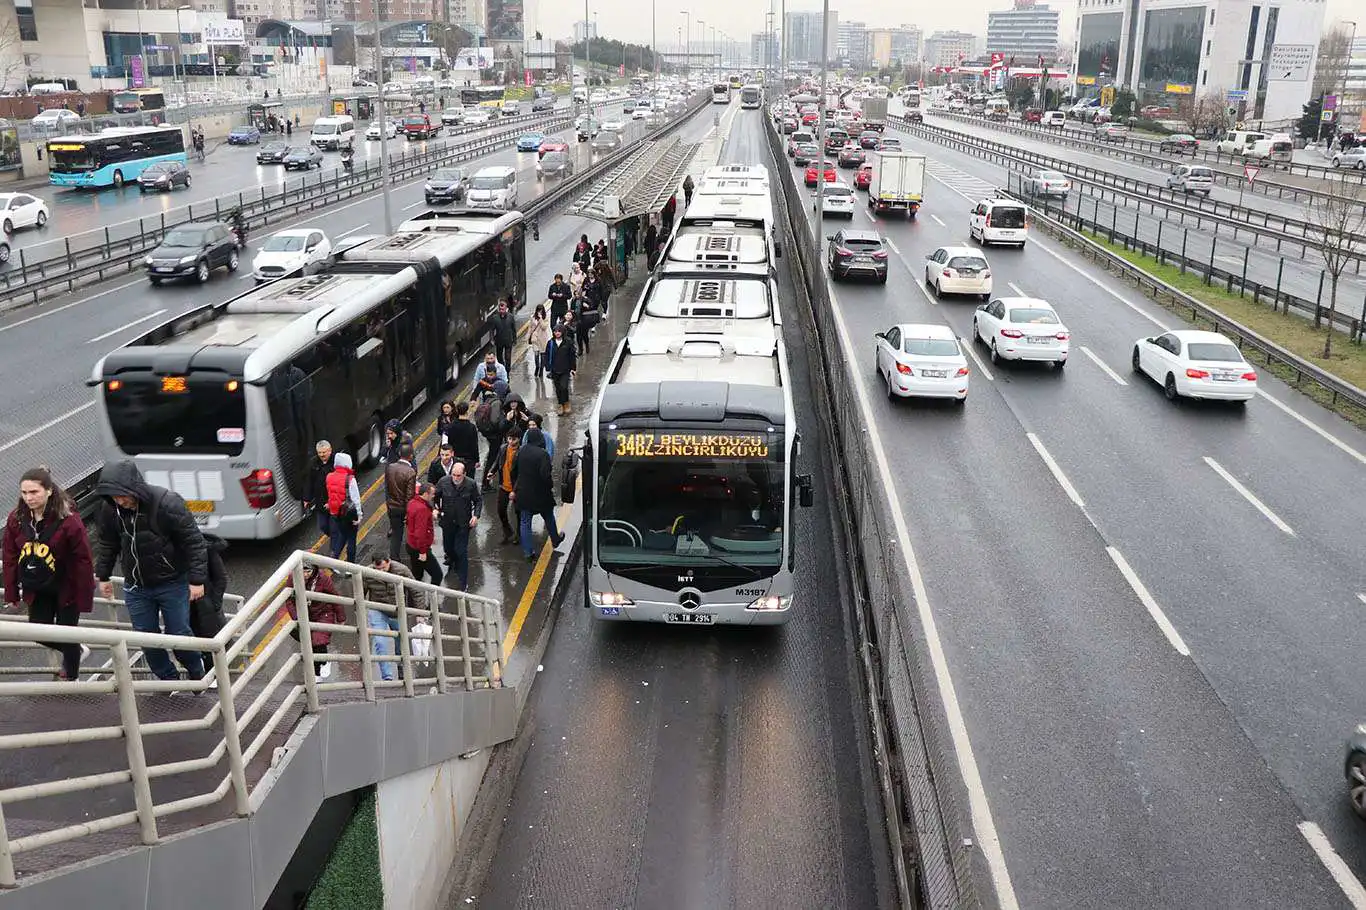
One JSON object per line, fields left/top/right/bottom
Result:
{"left": 777, "top": 112, "right": 1366, "bottom": 906}
{"left": 0, "top": 111, "right": 648, "bottom": 511}
{"left": 0, "top": 102, "right": 598, "bottom": 265}
{"left": 474, "top": 104, "right": 896, "bottom": 910}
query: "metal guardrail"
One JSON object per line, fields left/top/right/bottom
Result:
{"left": 1006, "top": 174, "right": 1366, "bottom": 339}
{"left": 13, "top": 90, "right": 335, "bottom": 141}
{"left": 763, "top": 111, "right": 979, "bottom": 910}
{"left": 0, "top": 549, "right": 503, "bottom": 887}
{"left": 923, "top": 108, "right": 1366, "bottom": 197}
{"left": 0, "top": 110, "right": 572, "bottom": 309}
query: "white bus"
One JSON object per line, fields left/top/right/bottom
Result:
{"left": 740, "top": 85, "right": 763, "bottom": 109}
{"left": 91, "top": 210, "right": 525, "bottom": 540}
{"left": 667, "top": 178, "right": 782, "bottom": 272}
{"left": 712, "top": 82, "right": 732, "bottom": 104}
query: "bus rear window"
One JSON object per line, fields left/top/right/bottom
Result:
{"left": 104, "top": 373, "right": 247, "bottom": 455}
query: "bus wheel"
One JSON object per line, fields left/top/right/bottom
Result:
{"left": 447, "top": 346, "right": 463, "bottom": 388}
{"left": 364, "top": 417, "right": 383, "bottom": 469}
{"left": 113, "top": 170, "right": 125, "bottom": 188}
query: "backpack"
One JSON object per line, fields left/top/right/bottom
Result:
{"left": 475, "top": 394, "right": 503, "bottom": 436}
{"left": 16, "top": 517, "right": 61, "bottom": 596}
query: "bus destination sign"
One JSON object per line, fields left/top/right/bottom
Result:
{"left": 613, "top": 432, "right": 770, "bottom": 459}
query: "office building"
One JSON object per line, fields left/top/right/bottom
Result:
{"left": 987, "top": 0, "right": 1061, "bottom": 62}
{"left": 572, "top": 20, "right": 597, "bottom": 43}
{"left": 838, "top": 20, "right": 869, "bottom": 64}
{"left": 890, "top": 25, "right": 923, "bottom": 64}
{"left": 924, "top": 30, "right": 978, "bottom": 67}
{"left": 752, "top": 31, "right": 779, "bottom": 68}
{"left": 1072, "top": 0, "right": 1328, "bottom": 122}
{"left": 784, "top": 9, "right": 840, "bottom": 65}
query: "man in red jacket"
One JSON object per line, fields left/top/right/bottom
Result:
{"left": 404, "top": 482, "right": 442, "bottom": 585}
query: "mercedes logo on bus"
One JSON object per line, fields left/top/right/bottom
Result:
{"left": 678, "top": 591, "right": 702, "bottom": 611}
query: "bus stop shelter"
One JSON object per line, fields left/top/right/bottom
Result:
{"left": 568, "top": 135, "right": 700, "bottom": 281}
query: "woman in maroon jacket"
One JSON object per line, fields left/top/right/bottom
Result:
{"left": 286, "top": 564, "right": 346, "bottom": 678}
{"left": 2, "top": 466, "right": 95, "bottom": 680}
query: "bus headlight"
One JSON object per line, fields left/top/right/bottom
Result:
{"left": 590, "top": 591, "right": 634, "bottom": 607}
{"left": 747, "top": 595, "right": 792, "bottom": 612}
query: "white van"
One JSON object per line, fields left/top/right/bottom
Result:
{"left": 310, "top": 115, "right": 355, "bottom": 150}
{"left": 466, "top": 165, "right": 519, "bottom": 210}
{"left": 969, "top": 198, "right": 1029, "bottom": 247}
{"left": 29, "top": 82, "right": 71, "bottom": 95}
{"left": 1216, "top": 129, "right": 1266, "bottom": 157}
{"left": 1244, "top": 133, "right": 1294, "bottom": 164}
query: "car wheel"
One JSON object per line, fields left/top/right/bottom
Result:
{"left": 35, "top": 211, "right": 47, "bottom": 228}
{"left": 227, "top": 251, "right": 239, "bottom": 272}
{"left": 0, "top": 218, "right": 10, "bottom": 234}
{"left": 1348, "top": 751, "right": 1366, "bottom": 820}
{"left": 877, "top": 272, "right": 887, "bottom": 285}
{"left": 885, "top": 369, "right": 896, "bottom": 400}
{"left": 1055, "top": 358, "right": 1066, "bottom": 370}
{"left": 1164, "top": 373, "right": 1179, "bottom": 401}
{"left": 924, "top": 269, "right": 932, "bottom": 287}
{"left": 934, "top": 278, "right": 944, "bottom": 299}
{"left": 1131, "top": 347, "right": 1142, "bottom": 373}
{"left": 0, "top": 243, "right": 11, "bottom": 263}
{"left": 184, "top": 175, "right": 191, "bottom": 187}
{"left": 990, "top": 340, "right": 1001, "bottom": 364}
{"left": 195, "top": 260, "right": 210, "bottom": 283}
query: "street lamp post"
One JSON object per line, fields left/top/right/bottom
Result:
{"left": 815, "top": 0, "right": 829, "bottom": 223}
{"left": 371, "top": 0, "right": 394, "bottom": 234}
{"left": 682, "top": 11, "right": 690, "bottom": 80}
{"left": 697, "top": 19, "right": 705, "bottom": 81}
{"left": 584, "top": 0, "right": 593, "bottom": 117}
{"left": 1340, "top": 21, "right": 1359, "bottom": 146}
{"left": 174, "top": 6, "right": 189, "bottom": 100}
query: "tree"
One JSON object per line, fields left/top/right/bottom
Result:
{"left": 1298, "top": 96, "right": 1324, "bottom": 141}
{"left": 1312, "top": 24, "right": 1354, "bottom": 101}
{"left": 1110, "top": 88, "right": 1136, "bottom": 119}
{"left": 1180, "top": 91, "right": 1228, "bottom": 137}
{"left": 1306, "top": 182, "right": 1366, "bottom": 356}
{"left": 0, "top": 17, "right": 26, "bottom": 94}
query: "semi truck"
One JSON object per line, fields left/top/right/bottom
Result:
{"left": 861, "top": 96, "right": 888, "bottom": 131}
{"left": 869, "top": 151, "right": 925, "bottom": 218}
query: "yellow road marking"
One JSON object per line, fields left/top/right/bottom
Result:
{"left": 500, "top": 472, "right": 582, "bottom": 657}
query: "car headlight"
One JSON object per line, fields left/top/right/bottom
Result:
{"left": 747, "top": 594, "right": 792, "bottom": 612}
{"left": 1357, "top": 724, "right": 1366, "bottom": 736}
{"left": 144, "top": 256, "right": 153, "bottom": 265}
{"left": 589, "top": 591, "right": 634, "bottom": 607}
{"left": 179, "top": 255, "right": 196, "bottom": 264}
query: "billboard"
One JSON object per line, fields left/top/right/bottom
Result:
{"left": 487, "top": 0, "right": 524, "bottom": 41}
{"left": 203, "top": 18, "right": 245, "bottom": 45}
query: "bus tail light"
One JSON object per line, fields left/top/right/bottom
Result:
{"left": 590, "top": 591, "right": 634, "bottom": 607}
{"left": 240, "top": 469, "right": 277, "bottom": 509}
{"left": 747, "top": 595, "right": 792, "bottom": 612}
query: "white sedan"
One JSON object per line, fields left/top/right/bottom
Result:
{"left": 366, "top": 119, "right": 399, "bottom": 139}
{"left": 874, "top": 323, "right": 970, "bottom": 402}
{"left": 601, "top": 119, "right": 627, "bottom": 132}
{"left": 463, "top": 109, "right": 492, "bottom": 125}
{"left": 252, "top": 228, "right": 332, "bottom": 283}
{"left": 1131, "top": 329, "right": 1257, "bottom": 402}
{"left": 924, "top": 245, "right": 991, "bottom": 300}
{"left": 0, "top": 192, "right": 50, "bottom": 234}
{"left": 972, "top": 296, "right": 1070, "bottom": 367}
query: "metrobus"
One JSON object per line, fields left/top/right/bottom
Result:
{"left": 582, "top": 271, "right": 811, "bottom": 625}
{"left": 90, "top": 210, "right": 525, "bottom": 540}
{"left": 740, "top": 85, "right": 763, "bottom": 109}
{"left": 111, "top": 88, "right": 167, "bottom": 114}
{"left": 669, "top": 178, "right": 782, "bottom": 270}
{"left": 47, "top": 125, "right": 185, "bottom": 188}
{"left": 460, "top": 85, "right": 506, "bottom": 108}
{"left": 712, "top": 82, "right": 732, "bottom": 104}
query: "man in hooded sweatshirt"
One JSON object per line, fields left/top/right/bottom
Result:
{"left": 511, "top": 428, "right": 564, "bottom": 562}
{"left": 93, "top": 460, "right": 209, "bottom": 682}
{"left": 379, "top": 420, "right": 412, "bottom": 465}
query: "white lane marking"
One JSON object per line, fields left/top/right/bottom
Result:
{"left": 1007, "top": 282, "right": 1028, "bottom": 297}
{"left": 1106, "top": 547, "right": 1191, "bottom": 656}
{"left": 930, "top": 213, "right": 946, "bottom": 227}
{"left": 1358, "top": 593, "right": 1366, "bottom": 606}
{"left": 1079, "top": 345, "right": 1128, "bottom": 386}
{"left": 827, "top": 280, "right": 1021, "bottom": 910}
{"left": 0, "top": 278, "right": 143, "bottom": 335}
{"left": 1026, "top": 431, "right": 1086, "bottom": 510}
{"left": 1298, "top": 821, "right": 1366, "bottom": 909}
{"left": 335, "top": 223, "right": 371, "bottom": 239}
{"left": 960, "top": 335, "right": 994, "bottom": 381}
{"left": 1202, "top": 456, "right": 1295, "bottom": 536}
{"left": 1255, "top": 391, "right": 1366, "bottom": 468}
{"left": 86, "top": 309, "right": 167, "bottom": 344}
{"left": 0, "top": 402, "right": 95, "bottom": 454}
{"left": 401, "top": 200, "right": 425, "bottom": 210}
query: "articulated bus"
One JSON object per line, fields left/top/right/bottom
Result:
{"left": 712, "top": 82, "right": 732, "bottom": 104}
{"left": 48, "top": 125, "right": 185, "bottom": 188}
{"left": 667, "top": 173, "right": 782, "bottom": 272}
{"left": 90, "top": 210, "right": 525, "bottom": 540}
{"left": 740, "top": 85, "right": 763, "bottom": 109}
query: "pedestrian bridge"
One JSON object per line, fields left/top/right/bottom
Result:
{"left": 0, "top": 551, "right": 514, "bottom": 907}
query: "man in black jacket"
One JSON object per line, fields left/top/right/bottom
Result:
{"left": 93, "top": 460, "right": 209, "bottom": 681}
{"left": 434, "top": 461, "right": 482, "bottom": 590}
{"left": 485, "top": 298, "right": 517, "bottom": 370}
{"left": 303, "top": 440, "right": 335, "bottom": 536}
{"left": 547, "top": 273, "right": 571, "bottom": 316}
{"left": 512, "top": 429, "right": 564, "bottom": 562}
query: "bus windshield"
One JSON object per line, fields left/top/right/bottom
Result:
{"left": 48, "top": 144, "right": 96, "bottom": 173}
{"left": 103, "top": 372, "right": 247, "bottom": 456}
{"left": 595, "top": 428, "right": 785, "bottom": 570}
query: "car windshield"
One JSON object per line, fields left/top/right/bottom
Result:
{"left": 542, "top": 152, "right": 568, "bottom": 165}
{"left": 264, "top": 143, "right": 286, "bottom": 151}
{"left": 843, "top": 238, "right": 882, "bottom": 251}
{"left": 231, "top": 126, "right": 253, "bottom": 133}
{"left": 433, "top": 169, "right": 463, "bottom": 181}
{"left": 1039, "top": 171, "right": 1066, "bottom": 181}
{"left": 162, "top": 228, "right": 209, "bottom": 246}
{"left": 403, "top": 116, "right": 426, "bottom": 125}
{"left": 1186, "top": 342, "right": 1242, "bottom": 362}
{"left": 286, "top": 148, "right": 309, "bottom": 156}
{"left": 903, "top": 338, "right": 961, "bottom": 356}
{"left": 262, "top": 234, "right": 307, "bottom": 252}
{"left": 948, "top": 256, "right": 987, "bottom": 269}
{"left": 313, "top": 123, "right": 337, "bottom": 134}
{"left": 470, "top": 175, "right": 505, "bottom": 189}
{"left": 143, "top": 164, "right": 171, "bottom": 176}
{"left": 990, "top": 206, "right": 1027, "bottom": 228}
{"left": 1008, "top": 308, "right": 1060, "bottom": 324}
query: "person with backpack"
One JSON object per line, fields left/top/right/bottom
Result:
{"left": 474, "top": 390, "right": 507, "bottom": 489}
{"left": 3, "top": 467, "right": 95, "bottom": 681}
{"left": 511, "top": 429, "right": 564, "bottom": 563}
{"left": 325, "top": 452, "right": 363, "bottom": 562}
{"left": 92, "top": 460, "right": 209, "bottom": 683}
{"left": 191, "top": 534, "right": 229, "bottom": 678}
{"left": 285, "top": 563, "right": 342, "bottom": 678}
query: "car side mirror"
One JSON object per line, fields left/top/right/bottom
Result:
{"left": 875, "top": 331, "right": 885, "bottom": 339}
{"left": 825, "top": 234, "right": 834, "bottom": 240}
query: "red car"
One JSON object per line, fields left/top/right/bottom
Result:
{"left": 538, "top": 139, "right": 569, "bottom": 158}
{"left": 802, "top": 111, "right": 819, "bottom": 126}
{"left": 854, "top": 162, "right": 873, "bottom": 190}
{"left": 1023, "top": 108, "right": 1043, "bottom": 123}
{"left": 805, "top": 161, "right": 837, "bottom": 186}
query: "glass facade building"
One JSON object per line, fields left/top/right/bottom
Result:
{"left": 1077, "top": 12, "right": 1123, "bottom": 78}
{"left": 1138, "top": 6, "right": 1204, "bottom": 90}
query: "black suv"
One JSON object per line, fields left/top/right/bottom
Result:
{"left": 425, "top": 167, "right": 467, "bottom": 203}
{"left": 145, "top": 222, "right": 239, "bottom": 285}
{"left": 827, "top": 228, "right": 888, "bottom": 283}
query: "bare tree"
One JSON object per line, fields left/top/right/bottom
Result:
{"left": 1180, "top": 90, "right": 1229, "bottom": 136}
{"left": 0, "top": 17, "right": 26, "bottom": 94}
{"left": 1306, "top": 182, "right": 1366, "bottom": 357}
{"left": 1312, "top": 24, "right": 1354, "bottom": 102}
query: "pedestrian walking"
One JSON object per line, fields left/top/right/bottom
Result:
{"left": 446, "top": 402, "right": 482, "bottom": 477}
{"left": 486, "top": 428, "right": 522, "bottom": 544}
{"left": 503, "top": 391, "right": 530, "bottom": 437}
{"left": 325, "top": 452, "right": 362, "bottom": 562}
{"left": 529, "top": 304, "right": 552, "bottom": 378}
{"left": 572, "top": 233, "right": 592, "bottom": 268}
{"left": 644, "top": 221, "right": 659, "bottom": 268}
{"left": 662, "top": 194, "right": 677, "bottom": 231}
{"left": 471, "top": 351, "right": 508, "bottom": 400}
{"left": 92, "top": 460, "right": 209, "bottom": 682}
{"left": 191, "top": 534, "right": 229, "bottom": 677}
{"left": 512, "top": 429, "right": 564, "bottom": 562}
{"left": 303, "top": 440, "right": 336, "bottom": 537}
{"left": 567, "top": 262, "right": 586, "bottom": 301}
{"left": 405, "top": 482, "right": 443, "bottom": 585}
{"left": 683, "top": 174, "right": 695, "bottom": 207}
{"left": 523, "top": 414, "right": 556, "bottom": 461}
{"left": 384, "top": 443, "right": 417, "bottom": 559}
{"left": 3, "top": 467, "right": 94, "bottom": 681}
{"left": 427, "top": 443, "right": 457, "bottom": 486}
{"left": 547, "top": 273, "right": 572, "bottom": 317}
{"left": 485, "top": 297, "right": 517, "bottom": 370}
{"left": 285, "top": 119, "right": 293, "bottom": 137}
{"left": 474, "top": 391, "right": 507, "bottom": 489}
{"left": 546, "top": 326, "right": 577, "bottom": 415}
{"left": 434, "top": 462, "right": 482, "bottom": 590}
{"left": 379, "top": 419, "right": 412, "bottom": 465}
{"left": 577, "top": 294, "right": 600, "bottom": 356}
{"left": 436, "top": 399, "right": 457, "bottom": 445}
{"left": 362, "top": 548, "right": 413, "bottom": 682}
{"left": 286, "top": 564, "right": 342, "bottom": 678}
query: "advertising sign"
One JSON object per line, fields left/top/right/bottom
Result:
{"left": 130, "top": 54, "right": 146, "bottom": 88}
{"left": 486, "top": 0, "right": 524, "bottom": 41}
{"left": 203, "top": 18, "right": 245, "bottom": 45}
{"left": 524, "top": 69, "right": 533, "bottom": 86}
{"left": 1268, "top": 44, "right": 1313, "bottom": 81}
{"left": 1165, "top": 82, "right": 1193, "bottom": 95}
{"left": 612, "top": 433, "right": 771, "bottom": 459}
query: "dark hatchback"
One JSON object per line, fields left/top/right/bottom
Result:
{"left": 536, "top": 151, "right": 573, "bottom": 180}
{"left": 858, "top": 130, "right": 881, "bottom": 149}
{"left": 824, "top": 129, "right": 850, "bottom": 154}
{"left": 144, "top": 222, "right": 239, "bottom": 285}
{"left": 424, "top": 167, "right": 466, "bottom": 203}
{"left": 256, "top": 142, "right": 291, "bottom": 164}
{"left": 227, "top": 125, "right": 261, "bottom": 145}
{"left": 138, "top": 161, "right": 191, "bottom": 193}
{"left": 838, "top": 145, "right": 866, "bottom": 168}
{"left": 283, "top": 146, "right": 323, "bottom": 170}
{"left": 827, "top": 228, "right": 889, "bottom": 283}
{"left": 792, "top": 142, "right": 819, "bottom": 166}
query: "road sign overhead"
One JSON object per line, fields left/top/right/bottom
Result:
{"left": 1267, "top": 43, "right": 1313, "bottom": 81}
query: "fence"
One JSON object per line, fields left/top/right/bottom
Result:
{"left": 763, "top": 107, "right": 980, "bottom": 910}
{"left": 0, "top": 549, "right": 502, "bottom": 887}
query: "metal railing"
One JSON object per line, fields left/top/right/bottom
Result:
{"left": 763, "top": 111, "right": 979, "bottom": 910}
{"left": 14, "top": 90, "right": 335, "bottom": 141}
{"left": 0, "top": 549, "right": 502, "bottom": 887}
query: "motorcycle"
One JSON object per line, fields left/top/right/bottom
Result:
{"left": 341, "top": 149, "right": 354, "bottom": 173}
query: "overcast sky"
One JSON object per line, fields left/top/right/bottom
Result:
{"left": 526, "top": 0, "right": 1357, "bottom": 49}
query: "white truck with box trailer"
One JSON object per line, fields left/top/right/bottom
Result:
{"left": 869, "top": 151, "right": 925, "bottom": 217}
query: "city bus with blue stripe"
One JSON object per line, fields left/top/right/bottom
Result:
{"left": 47, "top": 125, "right": 186, "bottom": 189}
